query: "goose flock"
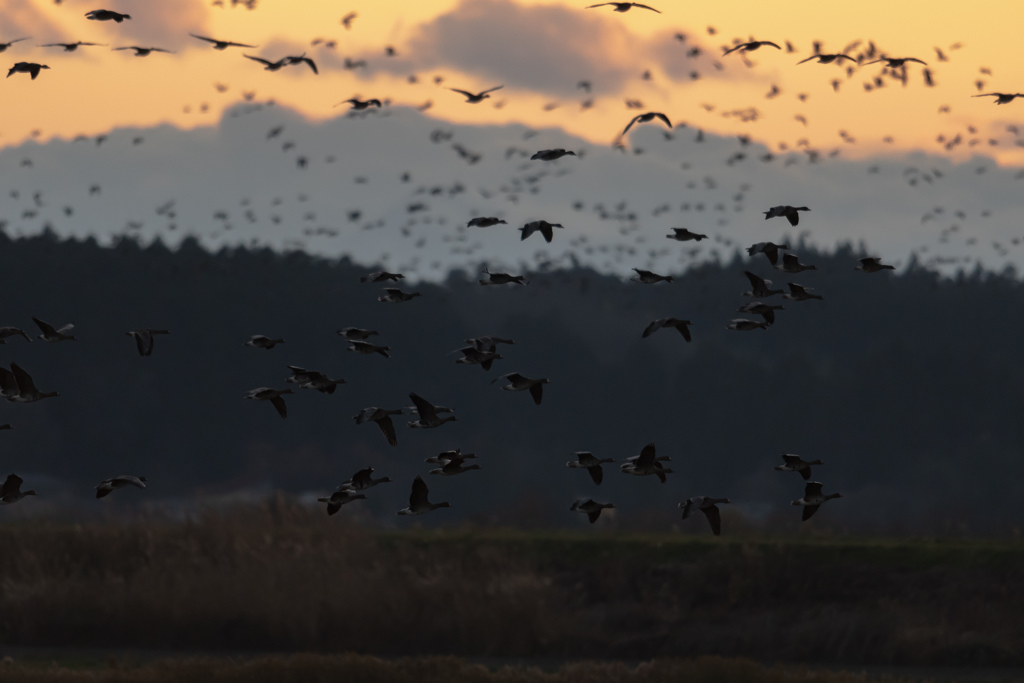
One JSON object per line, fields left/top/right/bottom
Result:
{"left": 0, "top": 3, "right": 1003, "bottom": 533}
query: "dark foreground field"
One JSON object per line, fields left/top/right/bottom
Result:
{"left": 1, "top": 499, "right": 1022, "bottom": 668}
{"left": 0, "top": 653, "right": 999, "bottom": 683}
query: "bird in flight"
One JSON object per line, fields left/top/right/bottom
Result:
{"left": 85, "top": 9, "right": 131, "bottom": 22}
{"left": 244, "top": 387, "right": 292, "bottom": 419}
{"left": 855, "top": 257, "right": 895, "bottom": 272}
{"left": 722, "top": 40, "right": 780, "bottom": 56}
{"left": 190, "top": 34, "right": 256, "bottom": 50}
{"left": 33, "top": 317, "right": 74, "bottom": 342}
{"left": 0, "top": 38, "right": 30, "bottom": 53}
{"left": 337, "top": 98, "right": 382, "bottom": 110}
{"left": 96, "top": 475, "right": 146, "bottom": 499}
{"left": 566, "top": 452, "right": 615, "bottom": 485}
{"left": 449, "top": 85, "right": 504, "bottom": 103}
{"left": 530, "top": 149, "right": 576, "bottom": 161}
{"left": 244, "top": 55, "right": 290, "bottom": 71}
{"left": 520, "top": 220, "right": 564, "bottom": 243}
{"left": 797, "top": 53, "right": 854, "bottom": 65}
{"left": 679, "top": 496, "right": 731, "bottom": 536}
{"left": 398, "top": 476, "right": 450, "bottom": 516}
{"left": 586, "top": 2, "right": 660, "bottom": 13}
{"left": 865, "top": 55, "right": 927, "bottom": 68}
{"left": 570, "top": 498, "right": 615, "bottom": 523}
{"left": 792, "top": 481, "right": 842, "bottom": 521}
{"left": 642, "top": 318, "right": 692, "bottom": 342}
{"left": 621, "top": 112, "right": 671, "bottom": 137}
{"left": 974, "top": 93, "right": 1024, "bottom": 104}
{"left": 40, "top": 41, "right": 106, "bottom": 52}
{"left": 7, "top": 62, "right": 49, "bottom": 79}
{"left": 763, "top": 205, "right": 809, "bottom": 226}
{"left": 0, "top": 474, "right": 35, "bottom": 504}
{"left": 126, "top": 329, "right": 169, "bottom": 356}
{"left": 114, "top": 46, "right": 175, "bottom": 57}
{"left": 283, "top": 54, "right": 318, "bottom": 74}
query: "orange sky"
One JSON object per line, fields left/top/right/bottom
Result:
{"left": 3, "top": 0, "right": 1024, "bottom": 164}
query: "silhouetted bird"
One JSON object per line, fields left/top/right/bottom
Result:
{"left": 449, "top": 85, "right": 503, "bottom": 103}
{"left": 96, "top": 475, "right": 146, "bottom": 498}
{"left": 126, "top": 329, "right": 169, "bottom": 356}
{"left": 244, "top": 387, "right": 292, "bottom": 418}
{"left": 397, "top": 476, "right": 450, "bottom": 515}
{"left": 642, "top": 318, "right": 691, "bottom": 341}
{"left": 85, "top": 9, "right": 131, "bottom": 22}
{"left": 190, "top": 33, "right": 256, "bottom": 50}
{"left": 792, "top": 481, "right": 842, "bottom": 521}
{"left": 774, "top": 453, "right": 823, "bottom": 480}
{"left": 7, "top": 62, "right": 49, "bottom": 79}
{"left": 567, "top": 452, "right": 615, "bottom": 485}
{"left": 570, "top": 498, "right": 615, "bottom": 523}
{"left": 679, "top": 496, "right": 731, "bottom": 535}
{"left": 586, "top": 2, "right": 660, "bottom": 13}
{"left": 763, "top": 205, "right": 809, "bottom": 226}
{"left": 0, "top": 474, "right": 35, "bottom": 504}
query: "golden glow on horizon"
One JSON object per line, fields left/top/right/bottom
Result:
{"left": 3, "top": 0, "right": 1024, "bottom": 164}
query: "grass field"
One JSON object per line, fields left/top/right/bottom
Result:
{"left": 1, "top": 499, "right": 1022, "bottom": 667}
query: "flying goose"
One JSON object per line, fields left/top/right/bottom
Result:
{"left": 85, "top": 9, "right": 131, "bottom": 21}
{"left": 243, "top": 54, "right": 291, "bottom": 71}
{"left": 341, "top": 467, "right": 392, "bottom": 491}
{"left": 679, "top": 496, "right": 731, "bottom": 536}
{"left": 467, "top": 217, "right": 507, "bottom": 227}
{"left": 282, "top": 54, "right": 318, "bottom": 73}
{"left": 430, "top": 458, "right": 481, "bottom": 476}
{"left": 0, "top": 38, "right": 30, "bottom": 52}
{"left": 40, "top": 41, "right": 106, "bottom": 52}
{"left": 622, "top": 111, "right": 671, "bottom": 136}
{"left": 466, "top": 336, "right": 515, "bottom": 352}
{"left": 7, "top": 62, "right": 49, "bottom": 79}
{"left": 723, "top": 40, "right": 781, "bottom": 56}
{"left": 378, "top": 288, "right": 421, "bottom": 302}
{"left": 33, "top": 317, "right": 75, "bottom": 342}
{"left": 865, "top": 56, "right": 926, "bottom": 67}
{"left": 0, "top": 363, "right": 59, "bottom": 402}
{"left": 493, "top": 373, "right": 549, "bottom": 405}
{"left": 763, "top": 205, "right": 809, "bottom": 226}
{"left": 0, "top": 327, "right": 31, "bottom": 343}
{"left": 630, "top": 268, "right": 673, "bottom": 284}
{"left": 783, "top": 282, "right": 823, "bottom": 301}
{"left": 520, "top": 220, "right": 564, "bottom": 243}
{"left": 856, "top": 257, "right": 895, "bottom": 272}
{"left": 642, "top": 318, "right": 691, "bottom": 342}
{"left": 777, "top": 253, "right": 816, "bottom": 273}
{"left": 587, "top": 3, "right": 660, "bottom": 14}
{"left": 398, "top": 476, "right": 450, "bottom": 515}
{"left": 726, "top": 318, "right": 769, "bottom": 331}
{"left": 318, "top": 487, "right": 366, "bottom": 515}
{"left": 449, "top": 85, "right": 503, "bottom": 103}
{"left": 348, "top": 340, "right": 391, "bottom": 358}
{"left": 285, "top": 366, "right": 346, "bottom": 394}
{"left": 425, "top": 448, "right": 476, "bottom": 465}
{"left": 353, "top": 407, "right": 402, "bottom": 446}
{"left": 360, "top": 270, "right": 404, "bottom": 283}
{"left": 973, "top": 93, "right": 1024, "bottom": 104}
{"left": 666, "top": 228, "right": 707, "bottom": 241}
{"left": 479, "top": 268, "right": 527, "bottom": 285}
{"left": 567, "top": 451, "right": 615, "bottom": 485}
{"left": 337, "top": 327, "right": 379, "bottom": 340}
{"left": 113, "top": 46, "right": 174, "bottom": 56}
{"left": 774, "top": 453, "right": 823, "bottom": 480}
{"left": 190, "top": 34, "right": 256, "bottom": 50}
{"left": 570, "top": 498, "right": 615, "bottom": 523}
{"left": 530, "top": 149, "right": 577, "bottom": 161}
{"left": 742, "top": 271, "right": 783, "bottom": 298}
{"left": 797, "top": 53, "right": 854, "bottom": 65}
{"left": 747, "top": 242, "right": 789, "bottom": 266}
{"left": 0, "top": 474, "right": 35, "bottom": 504}
{"left": 95, "top": 475, "right": 146, "bottom": 499}
{"left": 620, "top": 443, "right": 672, "bottom": 483}
{"left": 246, "top": 335, "right": 284, "bottom": 350}
{"left": 407, "top": 393, "right": 457, "bottom": 429}
{"left": 792, "top": 481, "right": 842, "bottom": 521}
{"left": 126, "top": 329, "right": 169, "bottom": 356}
{"left": 244, "top": 387, "right": 292, "bottom": 418}
{"left": 737, "top": 302, "right": 783, "bottom": 326}
{"left": 454, "top": 346, "right": 502, "bottom": 371}
{"left": 337, "top": 98, "right": 382, "bottom": 110}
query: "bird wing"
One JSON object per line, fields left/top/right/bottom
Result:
{"left": 587, "top": 509, "right": 601, "bottom": 523}
{"left": 10, "top": 363, "right": 37, "bottom": 394}
{"left": 270, "top": 395, "right": 288, "bottom": 418}
{"left": 408, "top": 392, "right": 438, "bottom": 421}
{"left": 529, "top": 383, "right": 544, "bottom": 405}
{"left": 679, "top": 498, "right": 693, "bottom": 519}
{"left": 641, "top": 319, "right": 663, "bottom": 338}
{"left": 702, "top": 505, "right": 722, "bottom": 535}
{"left": 722, "top": 45, "right": 744, "bottom": 56}
{"left": 677, "top": 323, "right": 692, "bottom": 342}
{"left": 782, "top": 253, "right": 798, "bottom": 268}
{"left": 301, "top": 57, "right": 318, "bottom": 74}
{"left": 654, "top": 113, "right": 672, "bottom": 127}
{"left": 190, "top": 34, "right": 216, "bottom": 43}
{"left": 588, "top": 466, "right": 604, "bottom": 486}
{"left": 448, "top": 88, "right": 474, "bottom": 98}
{"left": 805, "top": 481, "right": 823, "bottom": 497}
{"left": 244, "top": 54, "right": 273, "bottom": 65}
{"left": 585, "top": 3, "right": 613, "bottom": 7}
{"left": 636, "top": 443, "right": 656, "bottom": 468}
{"left": 744, "top": 270, "right": 766, "bottom": 288}
{"left": 621, "top": 115, "right": 641, "bottom": 136}
{"left": 633, "top": 3, "right": 661, "bottom": 12}
{"left": 410, "top": 476, "right": 429, "bottom": 507}
{"left": 764, "top": 41, "right": 781, "bottom": 49}
{"left": 32, "top": 317, "right": 56, "bottom": 336}
{"left": 0, "top": 474, "right": 22, "bottom": 497}
{"left": 481, "top": 85, "right": 504, "bottom": 95}
{"left": 351, "top": 468, "right": 372, "bottom": 487}
{"left": 375, "top": 416, "right": 397, "bottom": 446}
{"left": 802, "top": 504, "right": 820, "bottom": 521}
{"left": 796, "top": 56, "right": 817, "bottom": 64}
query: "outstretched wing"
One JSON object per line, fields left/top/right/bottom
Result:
{"left": 410, "top": 476, "right": 429, "bottom": 507}
{"left": 529, "top": 383, "right": 544, "bottom": 405}
{"left": 641, "top": 319, "right": 663, "bottom": 338}
{"left": 378, "top": 416, "right": 397, "bottom": 446}
{"left": 702, "top": 505, "right": 722, "bottom": 536}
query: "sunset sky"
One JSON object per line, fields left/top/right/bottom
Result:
{"left": 3, "top": 0, "right": 1023, "bottom": 162}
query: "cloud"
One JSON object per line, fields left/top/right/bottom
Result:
{"left": 0, "top": 0, "right": 67, "bottom": 42}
